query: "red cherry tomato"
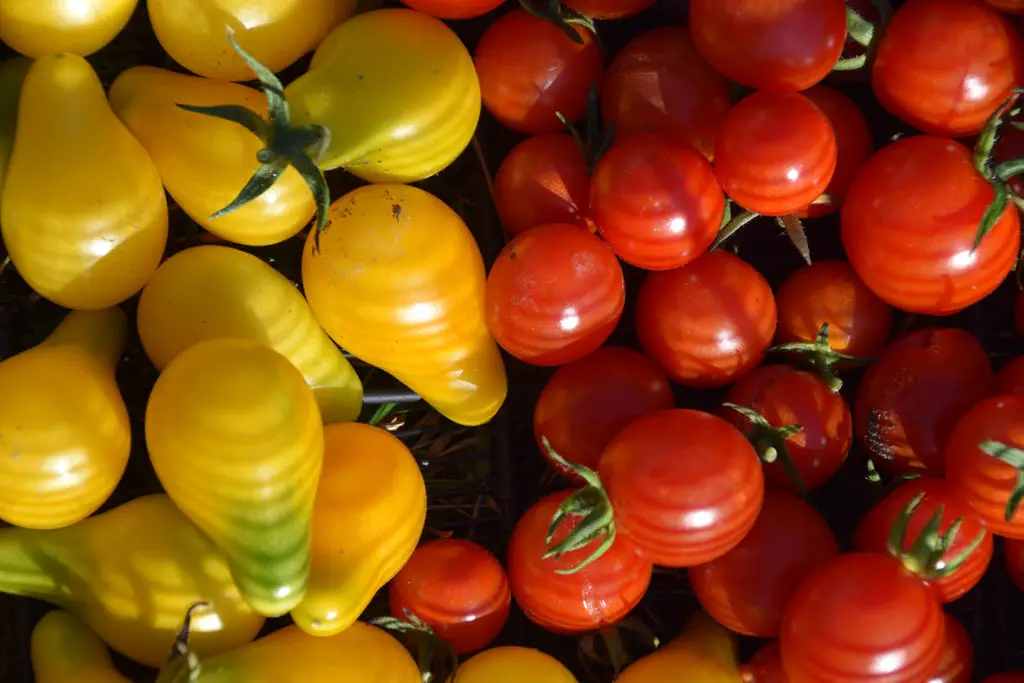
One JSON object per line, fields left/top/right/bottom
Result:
{"left": 399, "top": 0, "right": 503, "bottom": 19}
{"left": 714, "top": 91, "right": 837, "bottom": 216}
{"left": 590, "top": 133, "right": 725, "bottom": 270}
{"left": 388, "top": 538, "right": 511, "bottom": 654}
{"left": 533, "top": 346, "right": 674, "bottom": 481}
{"left": 853, "top": 478, "right": 993, "bottom": 603}
{"left": 722, "top": 366, "right": 853, "bottom": 493}
{"left": 775, "top": 260, "right": 893, "bottom": 359}
{"left": 689, "top": 0, "right": 847, "bottom": 92}
{"left": 781, "top": 552, "right": 946, "bottom": 683}
{"left": 842, "top": 137, "right": 1020, "bottom": 316}
{"left": 507, "top": 490, "right": 653, "bottom": 634}
{"left": 474, "top": 10, "right": 604, "bottom": 134}
{"left": 946, "top": 394, "right": 1024, "bottom": 538}
{"left": 854, "top": 327, "right": 993, "bottom": 476}
{"left": 600, "top": 26, "right": 731, "bottom": 161}
{"left": 636, "top": 250, "right": 777, "bottom": 388}
{"left": 995, "top": 356, "right": 1024, "bottom": 396}
{"left": 562, "top": 0, "right": 651, "bottom": 19}
{"left": 486, "top": 223, "right": 625, "bottom": 366}
{"left": 1005, "top": 536, "right": 1024, "bottom": 591}
{"left": 740, "top": 642, "right": 788, "bottom": 683}
{"left": 493, "top": 134, "right": 591, "bottom": 235}
{"left": 930, "top": 612, "right": 973, "bottom": 683}
{"left": 872, "top": 0, "right": 1024, "bottom": 137}
{"left": 690, "top": 491, "right": 838, "bottom": 637}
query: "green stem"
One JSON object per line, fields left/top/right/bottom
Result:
{"left": 845, "top": 6, "right": 875, "bottom": 47}
{"left": 0, "top": 528, "right": 60, "bottom": 601}
{"left": 712, "top": 210, "right": 759, "bottom": 250}
{"left": 996, "top": 158, "right": 1024, "bottom": 183}
{"left": 833, "top": 54, "right": 867, "bottom": 72}
{"left": 779, "top": 214, "right": 811, "bottom": 265}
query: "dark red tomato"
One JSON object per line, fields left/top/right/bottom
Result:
{"left": 797, "top": 86, "right": 874, "bottom": 219}
{"left": 533, "top": 346, "right": 673, "bottom": 481}
{"left": 854, "top": 328, "right": 993, "bottom": 476}
{"left": 507, "top": 490, "right": 653, "bottom": 633}
{"left": 781, "top": 552, "right": 946, "bottom": 683}
{"left": 563, "top": 0, "right": 651, "bottom": 19}
{"left": 740, "top": 642, "right": 788, "bottom": 683}
{"left": 590, "top": 133, "right": 724, "bottom": 270}
{"left": 872, "top": 0, "right": 1024, "bottom": 137}
{"left": 599, "top": 409, "right": 764, "bottom": 566}
{"left": 722, "top": 366, "right": 853, "bottom": 493}
{"left": 842, "top": 136, "right": 1020, "bottom": 315}
{"left": 988, "top": 0, "right": 1024, "bottom": 11}
{"left": 636, "top": 250, "right": 777, "bottom": 388}
{"left": 714, "top": 91, "right": 837, "bottom": 216}
{"left": 600, "top": 26, "right": 731, "bottom": 161}
{"left": 930, "top": 612, "right": 973, "bottom": 683}
{"left": 388, "top": 538, "right": 511, "bottom": 654}
{"left": 474, "top": 10, "right": 605, "bottom": 134}
{"left": 399, "top": 0, "right": 503, "bottom": 19}
{"left": 690, "top": 491, "right": 838, "bottom": 637}
{"left": 486, "top": 223, "right": 624, "bottom": 366}
{"left": 995, "top": 356, "right": 1024, "bottom": 396}
{"left": 853, "top": 478, "right": 993, "bottom": 603}
{"left": 946, "top": 394, "right": 1024, "bottom": 538}
{"left": 775, "top": 261, "right": 893, "bottom": 358}
{"left": 1004, "top": 536, "right": 1024, "bottom": 591}
{"left": 689, "top": 0, "right": 847, "bottom": 92}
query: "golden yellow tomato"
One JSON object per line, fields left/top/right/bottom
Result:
{"left": 0, "top": 0, "right": 137, "bottom": 58}
{"left": 617, "top": 612, "right": 743, "bottom": 683}
{"left": 32, "top": 611, "right": 129, "bottom": 683}
{"left": 452, "top": 647, "right": 578, "bottom": 683}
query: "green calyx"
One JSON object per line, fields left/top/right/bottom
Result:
{"left": 767, "top": 322, "right": 872, "bottom": 393}
{"left": 155, "top": 603, "right": 206, "bottom": 683}
{"left": 711, "top": 210, "right": 811, "bottom": 265}
{"left": 176, "top": 29, "right": 332, "bottom": 250}
{"left": 979, "top": 440, "right": 1024, "bottom": 521}
{"left": 971, "top": 88, "right": 1024, "bottom": 253}
{"left": 556, "top": 84, "right": 615, "bottom": 174}
{"left": 371, "top": 610, "right": 458, "bottom": 683}
{"left": 886, "top": 492, "right": 985, "bottom": 580}
{"left": 832, "top": 0, "right": 893, "bottom": 73}
{"left": 518, "top": 0, "right": 598, "bottom": 47}
{"left": 722, "top": 403, "right": 807, "bottom": 495}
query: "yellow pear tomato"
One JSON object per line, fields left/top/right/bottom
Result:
{"left": 32, "top": 611, "right": 129, "bottom": 683}
{"left": 453, "top": 647, "right": 578, "bottom": 683}
{"left": 0, "top": 0, "right": 137, "bottom": 58}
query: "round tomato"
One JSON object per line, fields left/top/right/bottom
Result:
{"left": 0, "top": 0, "right": 137, "bottom": 58}
{"left": 563, "top": 0, "right": 651, "bottom": 19}
{"left": 474, "top": 10, "right": 604, "bottom": 134}
{"left": 600, "top": 26, "right": 731, "bottom": 160}
{"left": 690, "top": 492, "right": 838, "bottom": 637}
{"left": 853, "top": 477, "right": 992, "bottom": 603}
{"left": 714, "top": 91, "right": 837, "bottom": 216}
{"left": 872, "top": 0, "right": 1024, "bottom": 137}
{"left": 388, "top": 538, "right": 510, "bottom": 654}
{"left": 739, "top": 642, "right": 787, "bottom": 683}
{"left": 493, "top": 134, "right": 591, "bottom": 235}
{"left": 721, "top": 366, "right": 853, "bottom": 493}
{"left": 456, "top": 647, "right": 578, "bottom": 683}
{"left": 485, "top": 223, "right": 625, "bottom": 366}
{"left": 636, "top": 250, "right": 777, "bottom": 388}
{"left": 1005, "top": 536, "right": 1024, "bottom": 591}
{"left": 854, "top": 327, "right": 993, "bottom": 476}
{"left": 995, "top": 356, "right": 1024, "bottom": 396}
{"left": 590, "top": 133, "right": 725, "bottom": 270}
{"left": 508, "top": 490, "right": 652, "bottom": 633}
{"left": 689, "top": 0, "right": 847, "bottom": 92}
{"left": 400, "top": 0, "right": 503, "bottom": 19}
{"left": 533, "top": 346, "right": 673, "bottom": 481}
{"left": 930, "top": 612, "right": 973, "bottom": 683}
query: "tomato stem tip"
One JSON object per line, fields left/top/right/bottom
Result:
{"left": 885, "top": 491, "right": 985, "bottom": 579}
{"left": 722, "top": 403, "right": 807, "bottom": 495}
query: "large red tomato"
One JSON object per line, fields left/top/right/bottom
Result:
{"left": 399, "top": 0, "right": 503, "bottom": 19}
{"left": 1005, "top": 536, "right": 1024, "bottom": 591}
{"left": 636, "top": 250, "right": 777, "bottom": 388}
{"left": 995, "top": 356, "right": 1024, "bottom": 396}
{"left": 930, "top": 612, "right": 973, "bottom": 683}
{"left": 841, "top": 135, "right": 1020, "bottom": 315}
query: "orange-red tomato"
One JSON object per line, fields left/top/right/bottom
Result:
{"left": 400, "top": 0, "right": 503, "bottom": 19}
{"left": 931, "top": 612, "right": 973, "bottom": 683}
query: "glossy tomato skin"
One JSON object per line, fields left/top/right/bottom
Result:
{"left": 995, "top": 356, "right": 1024, "bottom": 396}
{"left": 988, "top": 0, "right": 1024, "bottom": 10}
{"left": 780, "top": 553, "right": 946, "bottom": 683}
{"left": 690, "top": 492, "right": 838, "bottom": 637}
{"left": 0, "top": 0, "right": 137, "bottom": 58}
{"left": 775, "top": 261, "right": 893, "bottom": 358}
{"left": 486, "top": 224, "right": 625, "bottom": 366}
{"left": 400, "top": 0, "right": 503, "bottom": 19}
{"left": 563, "top": 0, "right": 651, "bottom": 19}
{"left": 591, "top": 133, "right": 725, "bottom": 270}
{"left": 474, "top": 10, "right": 604, "bottom": 134}
{"left": 842, "top": 136, "right": 1020, "bottom": 315}
{"left": 689, "top": 0, "right": 847, "bottom": 92}
{"left": 853, "top": 478, "right": 992, "bottom": 603}
{"left": 601, "top": 27, "right": 731, "bottom": 160}
{"left": 854, "top": 328, "right": 993, "bottom": 476}
{"left": 872, "top": 0, "right": 1024, "bottom": 137}
{"left": 599, "top": 409, "right": 765, "bottom": 567}
{"left": 740, "top": 642, "right": 788, "bottom": 683}
{"left": 456, "top": 647, "right": 578, "bottom": 683}
{"left": 930, "top": 612, "right": 973, "bottom": 683}
{"left": 714, "top": 91, "right": 837, "bottom": 216}
{"left": 388, "top": 538, "right": 510, "bottom": 654}
{"left": 722, "top": 366, "right": 853, "bottom": 493}
{"left": 636, "top": 250, "right": 777, "bottom": 388}
{"left": 1005, "top": 537, "right": 1024, "bottom": 591}
{"left": 508, "top": 491, "right": 653, "bottom": 633}
{"left": 493, "top": 134, "right": 591, "bottom": 235}
{"left": 533, "top": 346, "right": 674, "bottom": 480}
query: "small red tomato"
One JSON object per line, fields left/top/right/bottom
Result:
{"left": 636, "top": 250, "right": 777, "bottom": 388}
{"left": 509, "top": 490, "right": 652, "bottom": 634}
{"left": 853, "top": 478, "right": 992, "bottom": 603}
{"left": 714, "top": 91, "right": 837, "bottom": 216}
{"left": 995, "top": 356, "right": 1024, "bottom": 396}
{"left": 931, "top": 612, "right": 974, "bottom": 683}
{"left": 590, "top": 133, "right": 725, "bottom": 270}
{"left": 493, "top": 134, "right": 591, "bottom": 235}
{"left": 600, "top": 26, "right": 731, "bottom": 161}
{"left": 854, "top": 328, "right": 993, "bottom": 476}
{"left": 1005, "top": 536, "right": 1024, "bottom": 591}
{"left": 563, "top": 0, "right": 651, "bottom": 19}
{"left": 946, "top": 394, "right": 1024, "bottom": 538}
{"left": 690, "top": 491, "right": 838, "bottom": 637}
{"left": 533, "top": 346, "right": 673, "bottom": 481}
{"left": 474, "top": 10, "right": 604, "bottom": 134}
{"left": 399, "top": 0, "right": 503, "bottom": 19}
{"left": 872, "top": 0, "right": 1024, "bottom": 137}
{"left": 689, "top": 0, "right": 847, "bottom": 92}
{"left": 775, "top": 261, "right": 893, "bottom": 359}
{"left": 486, "top": 223, "right": 624, "bottom": 366}
{"left": 740, "top": 642, "right": 788, "bottom": 683}
{"left": 388, "top": 538, "right": 511, "bottom": 654}
{"left": 722, "top": 366, "right": 853, "bottom": 493}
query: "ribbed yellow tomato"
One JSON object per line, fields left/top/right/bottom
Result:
{"left": 0, "top": 56, "right": 29, "bottom": 200}
{"left": 302, "top": 184, "right": 507, "bottom": 426}
{"left": 32, "top": 611, "right": 129, "bottom": 683}
{"left": 0, "top": 0, "right": 137, "bottom": 58}
{"left": 452, "top": 647, "right": 578, "bottom": 683}
{"left": 1, "top": 54, "right": 168, "bottom": 310}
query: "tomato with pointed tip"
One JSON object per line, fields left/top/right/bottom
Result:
{"left": 931, "top": 612, "right": 974, "bottom": 683}
{"left": 995, "top": 356, "right": 1024, "bottom": 396}
{"left": 400, "top": 0, "right": 503, "bottom": 19}
{"left": 1005, "top": 537, "right": 1024, "bottom": 591}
